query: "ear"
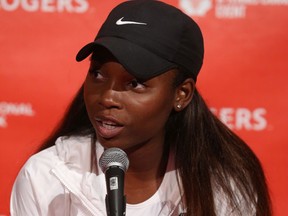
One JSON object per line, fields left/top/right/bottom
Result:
{"left": 174, "top": 78, "right": 195, "bottom": 111}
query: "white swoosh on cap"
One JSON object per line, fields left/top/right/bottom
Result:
{"left": 116, "top": 17, "right": 147, "bottom": 25}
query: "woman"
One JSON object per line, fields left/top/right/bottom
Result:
{"left": 11, "top": 1, "right": 272, "bottom": 215}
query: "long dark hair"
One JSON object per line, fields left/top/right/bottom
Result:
{"left": 38, "top": 85, "right": 93, "bottom": 151}
{"left": 39, "top": 76, "right": 272, "bottom": 215}
{"left": 165, "top": 71, "right": 272, "bottom": 215}
{"left": 166, "top": 89, "right": 272, "bottom": 215}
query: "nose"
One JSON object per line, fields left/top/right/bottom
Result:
{"left": 98, "top": 81, "right": 123, "bottom": 109}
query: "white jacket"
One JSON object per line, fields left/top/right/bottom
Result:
{"left": 10, "top": 136, "right": 186, "bottom": 216}
{"left": 10, "top": 136, "right": 255, "bottom": 216}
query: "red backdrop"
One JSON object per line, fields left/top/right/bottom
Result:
{"left": 1, "top": 0, "right": 287, "bottom": 215}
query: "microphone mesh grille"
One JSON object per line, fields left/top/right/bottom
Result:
{"left": 99, "top": 147, "right": 129, "bottom": 173}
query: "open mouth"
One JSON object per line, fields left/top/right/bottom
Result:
{"left": 95, "top": 118, "right": 124, "bottom": 139}
{"left": 100, "top": 120, "right": 120, "bottom": 129}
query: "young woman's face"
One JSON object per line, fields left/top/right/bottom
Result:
{"left": 84, "top": 52, "right": 178, "bottom": 151}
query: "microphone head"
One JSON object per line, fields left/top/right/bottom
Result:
{"left": 99, "top": 147, "right": 129, "bottom": 173}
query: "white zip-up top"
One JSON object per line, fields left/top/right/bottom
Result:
{"left": 10, "top": 136, "right": 186, "bottom": 216}
{"left": 10, "top": 135, "right": 255, "bottom": 216}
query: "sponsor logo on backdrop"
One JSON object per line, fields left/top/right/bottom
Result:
{"left": 179, "top": 0, "right": 288, "bottom": 18}
{"left": 0, "top": 0, "right": 89, "bottom": 13}
{"left": 211, "top": 107, "right": 268, "bottom": 131}
{"left": 0, "top": 102, "right": 35, "bottom": 128}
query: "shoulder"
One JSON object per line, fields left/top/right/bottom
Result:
{"left": 18, "top": 145, "right": 58, "bottom": 180}
{"left": 11, "top": 135, "right": 93, "bottom": 214}
{"left": 20, "top": 135, "right": 93, "bottom": 177}
{"left": 12, "top": 135, "right": 93, "bottom": 189}
{"left": 10, "top": 144, "right": 58, "bottom": 215}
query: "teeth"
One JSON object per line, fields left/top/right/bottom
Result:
{"left": 102, "top": 121, "right": 117, "bottom": 129}
{"left": 103, "top": 123, "right": 116, "bottom": 129}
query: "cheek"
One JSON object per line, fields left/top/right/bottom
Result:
{"left": 127, "top": 91, "right": 175, "bottom": 130}
{"left": 83, "top": 81, "right": 97, "bottom": 119}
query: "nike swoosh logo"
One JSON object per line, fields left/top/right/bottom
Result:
{"left": 116, "top": 17, "right": 147, "bottom": 25}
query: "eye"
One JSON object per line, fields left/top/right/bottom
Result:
{"left": 88, "top": 68, "right": 104, "bottom": 80}
{"left": 88, "top": 60, "right": 105, "bottom": 79}
{"left": 127, "top": 79, "right": 146, "bottom": 90}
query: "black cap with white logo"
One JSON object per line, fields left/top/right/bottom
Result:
{"left": 76, "top": 0, "right": 204, "bottom": 82}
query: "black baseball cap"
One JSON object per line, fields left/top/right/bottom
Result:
{"left": 76, "top": 0, "right": 204, "bottom": 82}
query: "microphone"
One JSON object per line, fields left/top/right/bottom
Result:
{"left": 99, "top": 148, "right": 129, "bottom": 216}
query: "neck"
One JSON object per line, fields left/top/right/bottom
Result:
{"left": 123, "top": 138, "right": 169, "bottom": 204}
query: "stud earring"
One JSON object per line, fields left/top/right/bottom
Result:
{"left": 176, "top": 104, "right": 181, "bottom": 109}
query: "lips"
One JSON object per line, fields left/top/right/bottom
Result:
{"left": 95, "top": 117, "right": 124, "bottom": 139}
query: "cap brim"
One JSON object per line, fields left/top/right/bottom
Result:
{"left": 76, "top": 37, "right": 176, "bottom": 80}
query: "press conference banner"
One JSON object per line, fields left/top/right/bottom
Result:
{"left": 0, "top": 0, "right": 287, "bottom": 215}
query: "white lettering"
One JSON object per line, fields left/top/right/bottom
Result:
{"left": 219, "top": 108, "right": 234, "bottom": 129}
{"left": 57, "top": 0, "right": 72, "bottom": 12}
{"left": 211, "top": 107, "right": 268, "bottom": 131}
{"left": 215, "top": 4, "right": 246, "bottom": 18}
{"left": 252, "top": 108, "right": 267, "bottom": 130}
{"left": 22, "top": 0, "right": 38, "bottom": 12}
{"left": 179, "top": 0, "right": 213, "bottom": 16}
{"left": 261, "top": 0, "right": 288, "bottom": 4}
{"left": 218, "top": 0, "right": 288, "bottom": 5}
{"left": 235, "top": 108, "right": 252, "bottom": 130}
{"left": 0, "top": 0, "right": 20, "bottom": 11}
{"left": 74, "top": 0, "right": 88, "bottom": 13}
{"left": 224, "top": 0, "right": 259, "bottom": 5}
{"left": 42, "top": 0, "right": 55, "bottom": 12}
{"left": 0, "top": 102, "right": 35, "bottom": 128}
{"left": 0, "top": 102, "right": 35, "bottom": 116}
{"left": 0, "top": 0, "right": 89, "bottom": 12}
{"left": 0, "top": 116, "right": 7, "bottom": 128}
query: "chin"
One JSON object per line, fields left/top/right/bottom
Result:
{"left": 97, "top": 137, "right": 125, "bottom": 150}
